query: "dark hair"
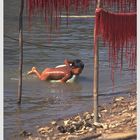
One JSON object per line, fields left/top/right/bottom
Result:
{"left": 72, "top": 59, "right": 84, "bottom": 70}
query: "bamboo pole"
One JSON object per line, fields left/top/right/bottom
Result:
{"left": 17, "top": 0, "right": 24, "bottom": 104}
{"left": 93, "top": 0, "right": 101, "bottom": 123}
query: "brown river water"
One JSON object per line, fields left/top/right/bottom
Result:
{"left": 4, "top": 1, "right": 136, "bottom": 140}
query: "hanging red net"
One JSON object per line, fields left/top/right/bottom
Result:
{"left": 26, "top": 0, "right": 136, "bottom": 27}
{"left": 94, "top": 8, "right": 136, "bottom": 83}
{"left": 26, "top": 0, "right": 91, "bottom": 29}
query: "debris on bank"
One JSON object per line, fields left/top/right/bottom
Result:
{"left": 21, "top": 93, "right": 136, "bottom": 140}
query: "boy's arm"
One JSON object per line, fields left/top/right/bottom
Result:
{"left": 64, "top": 59, "right": 73, "bottom": 67}
{"left": 60, "top": 73, "right": 72, "bottom": 83}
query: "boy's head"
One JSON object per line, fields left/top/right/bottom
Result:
{"left": 71, "top": 59, "right": 84, "bottom": 75}
{"left": 72, "top": 59, "right": 84, "bottom": 70}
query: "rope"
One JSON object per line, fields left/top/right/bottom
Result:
{"left": 4, "top": 34, "right": 136, "bottom": 65}
{"left": 4, "top": 34, "right": 51, "bottom": 47}
{"left": 5, "top": 34, "right": 132, "bottom": 49}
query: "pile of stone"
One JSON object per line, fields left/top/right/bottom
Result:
{"left": 22, "top": 95, "right": 136, "bottom": 140}
{"left": 56, "top": 112, "right": 96, "bottom": 134}
{"left": 38, "top": 112, "right": 100, "bottom": 136}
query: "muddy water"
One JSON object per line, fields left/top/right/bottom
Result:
{"left": 4, "top": 1, "right": 136, "bottom": 140}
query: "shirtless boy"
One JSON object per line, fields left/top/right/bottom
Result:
{"left": 27, "top": 59, "right": 84, "bottom": 83}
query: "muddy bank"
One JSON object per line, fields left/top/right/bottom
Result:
{"left": 19, "top": 85, "right": 136, "bottom": 140}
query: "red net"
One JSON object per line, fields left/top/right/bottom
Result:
{"left": 94, "top": 8, "right": 136, "bottom": 83}
{"left": 26, "top": 0, "right": 136, "bottom": 27}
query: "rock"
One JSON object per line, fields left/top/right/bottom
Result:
{"left": 46, "top": 137, "right": 51, "bottom": 140}
{"left": 101, "top": 109, "right": 108, "bottom": 113}
{"left": 122, "top": 109, "right": 128, "bottom": 113}
{"left": 57, "top": 125, "right": 66, "bottom": 133}
{"left": 98, "top": 113, "right": 102, "bottom": 118}
{"left": 85, "top": 126, "right": 90, "bottom": 130}
{"left": 83, "top": 112, "right": 90, "bottom": 118}
{"left": 89, "top": 128, "right": 94, "bottom": 132}
{"left": 131, "top": 113, "right": 136, "bottom": 119}
{"left": 19, "top": 130, "right": 32, "bottom": 137}
{"left": 102, "top": 123, "right": 109, "bottom": 130}
{"left": 38, "top": 126, "right": 52, "bottom": 134}
{"left": 82, "top": 120, "right": 86, "bottom": 125}
{"left": 64, "top": 120, "right": 71, "bottom": 126}
{"left": 51, "top": 121, "right": 57, "bottom": 126}
{"left": 85, "top": 122, "right": 92, "bottom": 128}
{"left": 77, "top": 129, "right": 88, "bottom": 135}
{"left": 73, "top": 121, "right": 83, "bottom": 130}
{"left": 129, "top": 105, "right": 136, "bottom": 111}
{"left": 91, "top": 113, "right": 94, "bottom": 117}
{"left": 122, "top": 112, "right": 132, "bottom": 117}
{"left": 71, "top": 121, "right": 77, "bottom": 125}
{"left": 122, "top": 118, "right": 132, "bottom": 124}
{"left": 38, "top": 126, "right": 53, "bottom": 134}
{"left": 114, "top": 96, "right": 124, "bottom": 102}
{"left": 85, "top": 114, "right": 92, "bottom": 121}
{"left": 99, "top": 106, "right": 106, "bottom": 111}
{"left": 80, "top": 125, "right": 86, "bottom": 131}
{"left": 130, "top": 102, "right": 136, "bottom": 106}
{"left": 66, "top": 125, "right": 76, "bottom": 133}
{"left": 109, "top": 123, "right": 119, "bottom": 128}
{"left": 52, "top": 136, "right": 57, "bottom": 140}
{"left": 74, "top": 115, "right": 81, "bottom": 122}
{"left": 85, "top": 125, "right": 96, "bottom": 131}
{"left": 58, "top": 136, "right": 66, "bottom": 140}
{"left": 93, "top": 122, "right": 103, "bottom": 128}
{"left": 113, "top": 103, "right": 118, "bottom": 108}
{"left": 92, "top": 125, "right": 96, "bottom": 131}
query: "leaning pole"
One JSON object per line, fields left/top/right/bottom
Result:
{"left": 17, "top": 0, "right": 24, "bottom": 104}
{"left": 93, "top": 0, "right": 101, "bottom": 123}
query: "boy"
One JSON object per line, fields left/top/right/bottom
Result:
{"left": 27, "top": 59, "right": 84, "bottom": 83}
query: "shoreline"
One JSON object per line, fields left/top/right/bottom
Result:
{"left": 19, "top": 84, "right": 136, "bottom": 140}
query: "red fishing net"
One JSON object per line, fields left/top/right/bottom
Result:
{"left": 26, "top": 0, "right": 136, "bottom": 27}
{"left": 94, "top": 8, "right": 136, "bottom": 83}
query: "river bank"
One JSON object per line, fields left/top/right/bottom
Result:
{"left": 17, "top": 84, "right": 136, "bottom": 140}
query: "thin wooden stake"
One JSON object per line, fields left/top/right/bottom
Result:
{"left": 93, "top": 0, "right": 101, "bottom": 123}
{"left": 17, "top": 0, "right": 24, "bottom": 104}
